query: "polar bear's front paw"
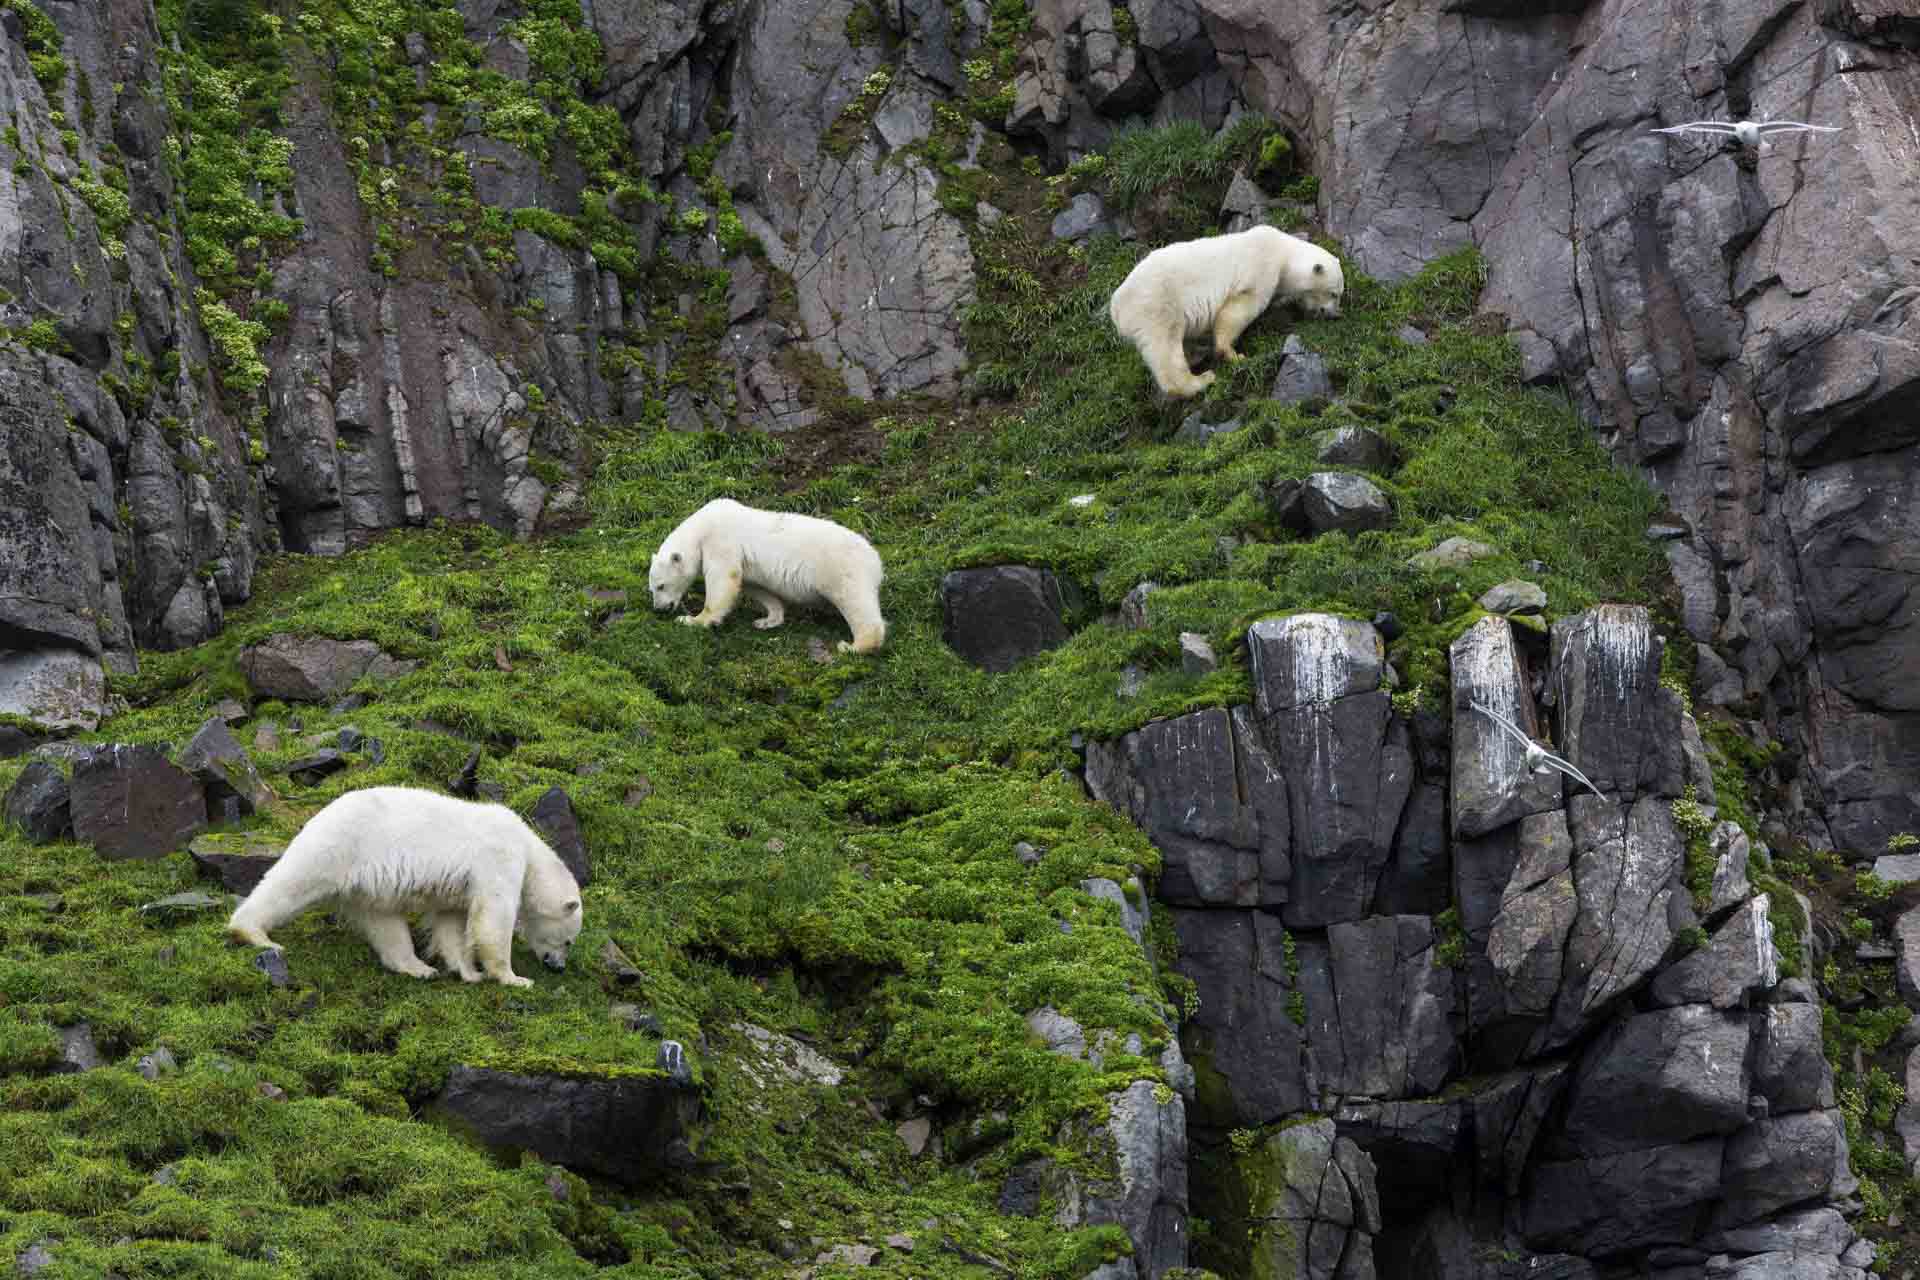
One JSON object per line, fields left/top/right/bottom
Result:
{"left": 398, "top": 960, "right": 440, "bottom": 980}
{"left": 498, "top": 974, "right": 535, "bottom": 989}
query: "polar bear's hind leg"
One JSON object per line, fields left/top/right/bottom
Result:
{"left": 425, "top": 909, "right": 482, "bottom": 982}
{"left": 1140, "top": 322, "right": 1214, "bottom": 399}
{"left": 345, "top": 905, "right": 439, "bottom": 979}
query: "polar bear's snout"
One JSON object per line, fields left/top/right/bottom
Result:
{"left": 540, "top": 946, "right": 570, "bottom": 971}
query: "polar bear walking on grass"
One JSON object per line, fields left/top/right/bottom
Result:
{"left": 1109, "top": 224, "right": 1345, "bottom": 399}
{"left": 649, "top": 498, "right": 887, "bottom": 655}
{"left": 227, "top": 786, "right": 583, "bottom": 987}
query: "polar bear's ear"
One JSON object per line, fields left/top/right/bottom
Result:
{"left": 1312, "top": 263, "right": 1325, "bottom": 275}
{"left": 670, "top": 551, "right": 683, "bottom": 564}
{"left": 564, "top": 899, "right": 581, "bottom": 913}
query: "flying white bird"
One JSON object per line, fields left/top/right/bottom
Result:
{"left": 1469, "top": 701, "right": 1605, "bottom": 802}
{"left": 1651, "top": 119, "right": 1840, "bottom": 150}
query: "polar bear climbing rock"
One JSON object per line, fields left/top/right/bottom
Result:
{"left": 226, "top": 786, "right": 583, "bottom": 987}
{"left": 648, "top": 498, "right": 887, "bottom": 655}
{"left": 1109, "top": 224, "right": 1345, "bottom": 399}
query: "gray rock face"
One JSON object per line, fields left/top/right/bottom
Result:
{"left": 1561, "top": 1005, "right": 1753, "bottom": 1155}
{"left": 1750, "top": 1002, "right": 1835, "bottom": 1115}
{"left": 1169, "top": 907, "right": 1309, "bottom": 1125}
{"left": 1297, "top": 916, "right": 1459, "bottom": 1100}
{"left": 1086, "top": 707, "right": 1289, "bottom": 907}
{"left": 4, "top": 760, "right": 72, "bottom": 843}
{"left": 1247, "top": 1119, "right": 1380, "bottom": 1280}
{"left": 433, "top": 1064, "right": 702, "bottom": 1186}
{"left": 1522, "top": 1138, "right": 1725, "bottom": 1255}
{"left": 939, "top": 566, "right": 1070, "bottom": 672}
{"left": 1055, "top": 1079, "right": 1189, "bottom": 1277}
{"left": 1450, "top": 618, "right": 1561, "bottom": 837}
{"left": 1649, "top": 896, "right": 1778, "bottom": 1010}
{"left": 69, "top": 744, "right": 207, "bottom": 861}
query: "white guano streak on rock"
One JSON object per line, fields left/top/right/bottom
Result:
{"left": 1286, "top": 615, "right": 1350, "bottom": 807}
{"left": 1588, "top": 604, "right": 1652, "bottom": 706}
{"left": 1461, "top": 618, "right": 1527, "bottom": 778}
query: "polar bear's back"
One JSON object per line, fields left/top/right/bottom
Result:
{"left": 1110, "top": 226, "right": 1295, "bottom": 339}
{"left": 260, "top": 785, "right": 547, "bottom": 908}
{"left": 700, "top": 500, "right": 883, "bottom": 601}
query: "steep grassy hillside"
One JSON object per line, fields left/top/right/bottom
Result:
{"left": 0, "top": 215, "right": 1669, "bottom": 1276}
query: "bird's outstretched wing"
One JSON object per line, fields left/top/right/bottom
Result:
{"left": 1470, "top": 700, "right": 1535, "bottom": 753}
{"left": 1533, "top": 752, "right": 1606, "bottom": 802}
{"left": 1651, "top": 122, "right": 1741, "bottom": 135}
{"left": 1468, "top": 701, "right": 1606, "bottom": 802}
{"left": 1753, "top": 121, "right": 1841, "bottom": 134}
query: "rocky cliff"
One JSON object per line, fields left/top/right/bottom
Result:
{"left": 2, "top": 0, "right": 1917, "bottom": 1277}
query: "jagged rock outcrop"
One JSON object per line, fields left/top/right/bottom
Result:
{"left": 1093, "top": 605, "right": 1866, "bottom": 1276}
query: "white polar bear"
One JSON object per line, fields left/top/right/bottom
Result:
{"left": 1109, "top": 224, "right": 1345, "bottom": 399}
{"left": 226, "top": 786, "right": 583, "bottom": 988}
{"left": 649, "top": 498, "right": 887, "bottom": 655}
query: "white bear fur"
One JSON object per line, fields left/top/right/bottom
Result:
{"left": 1109, "top": 225, "right": 1345, "bottom": 399}
{"left": 649, "top": 498, "right": 887, "bottom": 654}
{"left": 226, "top": 786, "right": 583, "bottom": 988}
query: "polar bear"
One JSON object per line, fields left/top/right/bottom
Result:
{"left": 1109, "top": 224, "right": 1345, "bottom": 399}
{"left": 649, "top": 498, "right": 886, "bottom": 655}
{"left": 226, "top": 786, "right": 583, "bottom": 987}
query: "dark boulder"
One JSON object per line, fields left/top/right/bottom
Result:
{"left": 433, "top": 1064, "right": 703, "bottom": 1186}
{"left": 238, "top": 633, "right": 418, "bottom": 703}
{"left": 4, "top": 760, "right": 71, "bottom": 843}
{"left": 70, "top": 744, "right": 207, "bottom": 860}
{"left": 177, "top": 716, "right": 274, "bottom": 819}
{"left": 529, "top": 785, "right": 592, "bottom": 887}
{"left": 938, "top": 566, "right": 1069, "bottom": 672}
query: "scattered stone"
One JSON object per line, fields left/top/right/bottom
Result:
{"left": 24, "top": 893, "right": 62, "bottom": 911}
{"left": 449, "top": 747, "right": 483, "bottom": 798}
{"left": 188, "top": 833, "right": 286, "bottom": 895}
{"left": 70, "top": 744, "right": 207, "bottom": 860}
{"left": 624, "top": 778, "right": 654, "bottom": 806}
{"left": 1050, "top": 192, "right": 1112, "bottom": 241}
{"left": 1408, "top": 536, "right": 1497, "bottom": 571}
{"left": 330, "top": 693, "right": 367, "bottom": 715}
{"left": 214, "top": 698, "right": 248, "bottom": 724}
{"left": 1373, "top": 610, "right": 1403, "bottom": 642}
{"left": 1014, "top": 841, "right": 1044, "bottom": 867}
{"left": 1302, "top": 471, "right": 1392, "bottom": 534}
{"left": 885, "top": 1233, "right": 914, "bottom": 1253}
{"left": 1067, "top": 493, "right": 1096, "bottom": 507}
{"left": 433, "top": 1064, "right": 704, "bottom": 1186}
{"left": 600, "top": 939, "right": 643, "bottom": 986}
{"left": 545, "top": 1170, "right": 570, "bottom": 1201}
{"left": 367, "top": 737, "right": 386, "bottom": 765}
{"left": 1118, "top": 582, "right": 1156, "bottom": 630}
{"left": 1081, "top": 876, "right": 1149, "bottom": 948}
{"left": 529, "top": 786, "right": 591, "bottom": 887}
{"left": 1173, "top": 413, "right": 1243, "bottom": 445}
{"left": 476, "top": 781, "right": 507, "bottom": 803}
{"left": 1269, "top": 334, "right": 1334, "bottom": 405}
{"left": 253, "top": 949, "right": 292, "bottom": 989}
{"left": 1395, "top": 324, "right": 1429, "bottom": 345}
{"left": 656, "top": 1040, "right": 694, "bottom": 1087}
{"left": 1179, "top": 632, "right": 1217, "bottom": 676}
{"left": 585, "top": 588, "right": 627, "bottom": 606}
{"left": 56, "top": 1023, "right": 104, "bottom": 1073}
{"left": 5, "top": 760, "right": 71, "bottom": 843}
{"left": 733, "top": 1022, "right": 844, "bottom": 1087}
{"left": 257, "top": 1082, "right": 287, "bottom": 1102}
{"left": 896, "top": 1115, "right": 933, "bottom": 1156}
{"left": 152, "top": 1164, "right": 179, "bottom": 1185}
{"left": 238, "top": 633, "right": 418, "bottom": 703}
{"left": 1314, "top": 425, "right": 1395, "bottom": 471}
{"left": 811, "top": 1244, "right": 879, "bottom": 1268}
{"left": 336, "top": 726, "right": 365, "bottom": 752}
{"left": 141, "top": 891, "right": 227, "bottom": 917}
{"left": 253, "top": 723, "right": 281, "bottom": 752}
{"left": 137, "top": 1046, "right": 178, "bottom": 1080}
{"left": 807, "top": 637, "right": 834, "bottom": 664}
{"left": 15, "top": 1242, "right": 55, "bottom": 1275}
{"left": 1116, "top": 664, "right": 1147, "bottom": 699}
{"left": 939, "top": 566, "right": 1069, "bottom": 672}
{"left": 1478, "top": 579, "right": 1549, "bottom": 615}
{"left": 285, "top": 749, "right": 348, "bottom": 786}
{"left": 178, "top": 716, "right": 275, "bottom": 819}
{"left": 611, "top": 1004, "right": 664, "bottom": 1035}
{"left": 1645, "top": 523, "right": 1689, "bottom": 541}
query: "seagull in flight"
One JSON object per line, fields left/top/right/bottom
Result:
{"left": 1470, "top": 701, "right": 1605, "bottom": 801}
{"left": 1651, "top": 119, "right": 1840, "bottom": 150}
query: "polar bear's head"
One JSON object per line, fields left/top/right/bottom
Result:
{"left": 518, "top": 859, "right": 585, "bottom": 971}
{"left": 649, "top": 544, "right": 697, "bottom": 612}
{"left": 1298, "top": 251, "right": 1345, "bottom": 319}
